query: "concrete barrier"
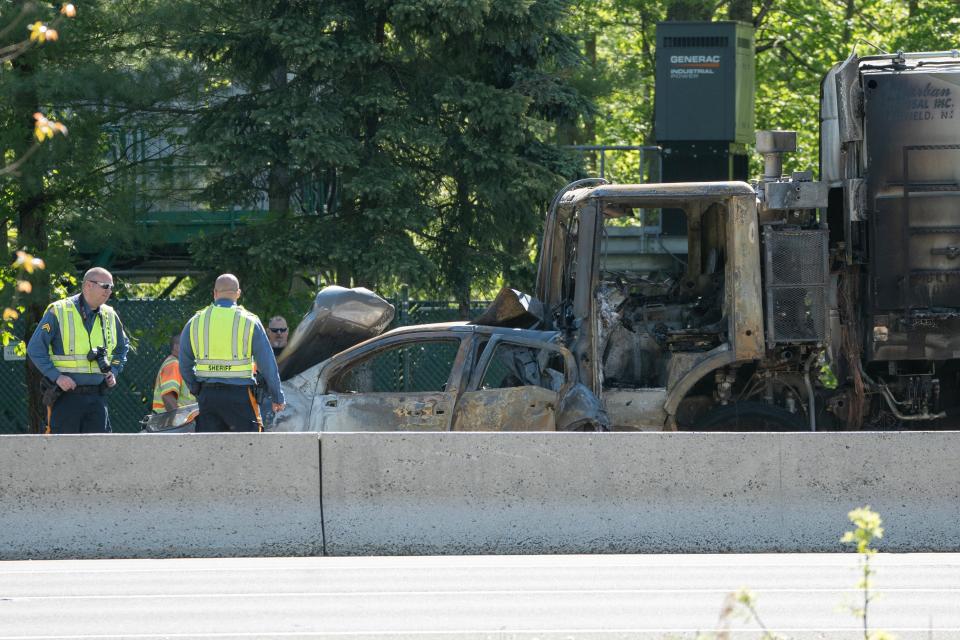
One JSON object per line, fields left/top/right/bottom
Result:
{"left": 0, "top": 433, "right": 323, "bottom": 559}
{"left": 3, "top": 431, "right": 958, "bottom": 558}
{"left": 320, "top": 432, "right": 960, "bottom": 554}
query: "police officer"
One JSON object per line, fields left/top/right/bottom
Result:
{"left": 179, "top": 274, "right": 284, "bottom": 432}
{"left": 26, "top": 267, "right": 129, "bottom": 434}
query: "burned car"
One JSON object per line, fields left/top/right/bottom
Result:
{"left": 143, "top": 287, "right": 607, "bottom": 432}
{"left": 274, "top": 322, "right": 606, "bottom": 432}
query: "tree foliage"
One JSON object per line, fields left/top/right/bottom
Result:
{"left": 577, "top": 0, "right": 959, "bottom": 179}
{"left": 166, "top": 0, "right": 588, "bottom": 313}
{"left": 0, "top": 0, "right": 201, "bottom": 430}
{"left": 4, "top": 0, "right": 958, "bottom": 318}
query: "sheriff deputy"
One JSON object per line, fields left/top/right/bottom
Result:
{"left": 26, "top": 267, "right": 129, "bottom": 433}
{"left": 179, "top": 273, "right": 285, "bottom": 432}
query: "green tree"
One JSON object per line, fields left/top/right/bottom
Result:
{"left": 172, "top": 0, "right": 588, "bottom": 315}
{"left": 565, "top": 0, "right": 663, "bottom": 182}
{"left": 576, "top": 0, "right": 957, "bottom": 180}
{"left": 0, "top": 0, "right": 201, "bottom": 431}
{"left": 399, "top": 1, "right": 588, "bottom": 311}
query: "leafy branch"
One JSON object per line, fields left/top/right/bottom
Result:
{"left": 0, "top": 2, "right": 76, "bottom": 177}
{"left": 0, "top": 1, "right": 74, "bottom": 63}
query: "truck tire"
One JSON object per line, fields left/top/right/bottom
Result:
{"left": 563, "top": 418, "right": 610, "bottom": 432}
{"left": 691, "top": 401, "right": 807, "bottom": 431}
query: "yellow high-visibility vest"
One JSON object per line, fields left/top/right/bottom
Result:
{"left": 47, "top": 299, "right": 118, "bottom": 375}
{"left": 188, "top": 304, "right": 258, "bottom": 379}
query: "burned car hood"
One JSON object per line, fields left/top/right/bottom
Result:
{"left": 277, "top": 286, "right": 395, "bottom": 380}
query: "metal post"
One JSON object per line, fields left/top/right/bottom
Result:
{"left": 565, "top": 145, "right": 662, "bottom": 183}
{"left": 400, "top": 285, "right": 410, "bottom": 391}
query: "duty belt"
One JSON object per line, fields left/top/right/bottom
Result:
{"left": 71, "top": 384, "right": 104, "bottom": 395}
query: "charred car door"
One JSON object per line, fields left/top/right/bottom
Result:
{"left": 452, "top": 335, "right": 604, "bottom": 431}
{"left": 314, "top": 336, "right": 466, "bottom": 432}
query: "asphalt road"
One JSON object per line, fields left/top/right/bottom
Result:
{"left": 1, "top": 553, "right": 958, "bottom": 639}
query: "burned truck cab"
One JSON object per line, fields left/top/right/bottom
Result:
{"left": 535, "top": 181, "right": 771, "bottom": 430}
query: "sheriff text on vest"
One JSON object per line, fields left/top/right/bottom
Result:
{"left": 179, "top": 274, "right": 285, "bottom": 432}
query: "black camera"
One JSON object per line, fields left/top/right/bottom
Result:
{"left": 87, "top": 346, "right": 111, "bottom": 374}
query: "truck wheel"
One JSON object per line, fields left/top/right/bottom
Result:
{"left": 563, "top": 419, "right": 610, "bottom": 432}
{"left": 691, "top": 401, "right": 807, "bottom": 431}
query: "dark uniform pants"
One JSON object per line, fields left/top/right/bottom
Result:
{"left": 196, "top": 384, "right": 262, "bottom": 432}
{"left": 48, "top": 391, "right": 110, "bottom": 434}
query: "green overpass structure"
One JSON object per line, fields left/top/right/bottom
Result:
{"left": 75, "top": 209, "right": 269, "bottom": 279}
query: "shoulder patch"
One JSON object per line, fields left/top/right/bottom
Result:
{"left": 41, "top": 322, "right": 51, "bottom": 333}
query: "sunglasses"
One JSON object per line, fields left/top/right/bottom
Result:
{"left": 86, "top": 280, "right": 114, "bottom": 291}
{"left": 268, "top": 327, "right": 288, "bottom": 334}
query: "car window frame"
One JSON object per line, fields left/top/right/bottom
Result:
{"left": 467, "top": 334, "right": 577, "bottom": 394}
{"left": 319, "top": 332, "right": 471, "bottom": 396}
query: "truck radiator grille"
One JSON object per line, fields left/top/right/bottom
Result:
{"left": 762, "top": 228, "right": 829, "bottom": 344}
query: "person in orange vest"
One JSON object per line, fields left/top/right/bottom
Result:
{"left": 151, "top": 331, "right": 195, "bottom": 413}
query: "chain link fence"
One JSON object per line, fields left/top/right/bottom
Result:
{"left": 0, "top": 296, "right": 488, "bottom": 434}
